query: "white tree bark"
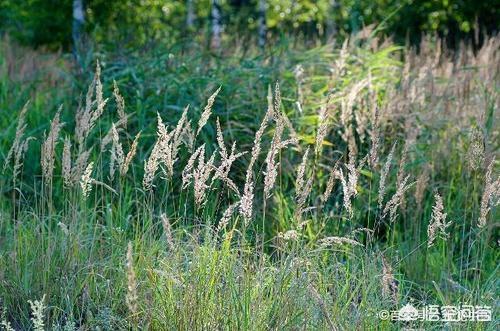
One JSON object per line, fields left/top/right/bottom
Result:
{"left": 326, "top": 0, "right": 337, "bottom": 39}
{"left": 211, "top": 0, "right": 222, "bottom": 49}
{"left": 258, "top": 0, "right": 267, "bottom": 48}
{"left": 186, "top": 0, "right": 195, "bottom": 30}
{"left": 72, "top": 0, "right": 85, "bottom": 47}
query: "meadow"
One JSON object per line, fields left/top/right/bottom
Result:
{"left": 0, "top": 31, "right": 498, "bottom": 330}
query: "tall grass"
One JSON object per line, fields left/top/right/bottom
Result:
{"left": 0, "top": 32, "right": 498, "bottom": 329}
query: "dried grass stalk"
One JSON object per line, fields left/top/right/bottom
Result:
{"left": 160, "top": 214, "right": 175, "bottom": 251}
{"left": 196, "top": 86, "right": 221, "bottom": 136}
{"left": 143, "top": 140, "right": 161, "bottom": 191}
{"left": 427, "top": 192, "right": 452, "bottom": 247}
{"left": 126, "top": 242, "right": 138, "bottom": 316}
{"left": 13, "top": 137, "right": 33, "bottom": 181}
{"left": 318, "top": 236, "right": 362, "bottom": 247}
{"left": 121, "top": 131, "right": 141, "bottom": 176}
{"left": 71, "top": 148, "right": 92, "bottom": 186}
{"left": 62, "top": 136, "right": 72, "bottom": 187}
{"left": 4, "top": 101, "right": 29, "bottom": 172}
{"left": 381, "top": 256, "right": 398, "bottom": 303}
{"left": 80, "top": 161, "right": 94, "bottom": 199}
{"left": 382, "top": 174, "right": 412, "bottom": 223}
{"left": 109, "top": 124, "right": 124, "bottom": 180}
{"left": 321, "top": 164, "right": 339, "bottom": 203}
{"left": 113, "top": 80, "right": 127, "bottom": 128}
{"left": 216, "top": 202, "right": 240, "bottom": 235}
{"left": 75, "top": 61, "right": 108, "bottom": 148}
{"left": 41, "top": 106, "right": 63, "bottom": 183}
{"left": 263, "top": 112, "right": 285, "bottom": 200}
{"left": 414, "top": 166, "right": 430, "bottom": 210}
{"left": 378, "top": 143, "right": 396, "bottom": 209}
{"left": 314, "top": 103, "right": 330, "bottom": 156}
{"left": 478, "top": 159, "right": 499, "bottom": 228}
{"left": 240, "top": 85, "right": 275, "bottom": 221}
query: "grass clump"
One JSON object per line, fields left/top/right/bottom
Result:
{"left": 0, "top": 33, "right": 498, "bottom": 330}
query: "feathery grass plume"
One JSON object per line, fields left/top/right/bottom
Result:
{"left": 93, "top": 60, "right": 106, "bottom": 123}
{"left": 126, "top": 242, "right": 138, "bottom": 317}
{"left": 160, "top": 214, "right": 175, "bottom": 251}
{"left": 396, "top": 141, "right": 410, "bottom": 210}
{"left": 381, "top": 256, "right": 398, "bottom": 303}
{"left": 180, "top": 119, "right": 195, "bottom": 152}
{"left": 170, "top": 105, "right": 190, "bottom": 160}
{"left": 143, "top": 113, "right": 174, "bottom": 190}
{"left": 294, "top": 147, "right": 314, "bottom": 218}
{"left": 113, "top": 80, "right": 127, "bottom": 128}
{"left": 314, "top": 102, "right": 330, "bottom": 156}
{"left": 294, "top": 64, "right": 305, "bottom": 105}
{"left": 216, "top": 201, "right": 240, "bottom": 236}
{"left": 318, "top": 236, "right": 362, "bottom": 247}
{"left": 378, "top": 143, "right": 397, "bottom": 209}
{"left": 382, "top": 174, "right": 412, "bottom": 223}
{"left": 193, "top": 151, "right": 216, "bottom": 207}
{"left": 427, "top": 192, "right": 452, "bottom": 247}
{"left": 264, "top": 106, "right": 293, "bottom": 200}
{"left": 62, "top": 136, "right": 72, "bottom": 187}
{"left": 75, "top": 61, "right": 108, "bottom": 148}
{"left": 414, "top": 166, "right": 430, "bottom": 210}
{"left": 338, "top": 168, "right": 352, "bottom": 217}
{"left": 213, "top": 118, "right": 246, "bottom": 181}
{"left": 295, "top": 174, "right": 314, "bottom": 220}
{"left": 13, "top": 137, "right": 34, "bottom": 182}
{"left": 478, "top": 159, "right": 500, "bottom": 228}
{"left": 80, "top": 161, "right": 94, "bottom": 199}
{"left": 296, "top": 147, "right": 310, "bottom": 196}
{"left": 70, "top": 148, "right": 92, "bottom": 186}
{"left": 109, "top": 124, "right": 124, "bottom": 180}
{"left": 239, "top": 174, "right": 255, "bottom": 222}
{"left": 182, "top": 144, "right": 205, "bottom": 189}
{"left": 3, "top": 101, "right": 29, "bottom": 172}
{"left": 100, "top": 127, "right": 114, "bottom": 151}
{"left": 280, "top": 110, "right": 300, "bottom": 145}
{"left": 196, "top": 86, "right": 221, "bottom": 136}
{"left": 240, "top": 85, "right": 275, "bottom": 221}
{"left": 278, "top": 230, "right": 300, "bottom": 241}
{"left": 369, "top": 102, "right": 380, "bottom": 168}
{"left": 143, "top": 141, "right": 161, "bottom": 191}
{"left": 210, "top": 165, "right": 240, "bottom": 196}
{"left": 339, "top": 157, "right": 359, "bottom": 218}
{"left": 396, "top": 141, "right": 410, "bottom": 187}
{"left": 321, "top": 163, "right": 339, "bottom": 203}
{"left": 121, "top": 131, "right": 141, "bottom": 176}
{"left": 467, "top": 127, "right": 484, "bottom": 171}
{"left": 156, "top": 112, "right": 176, "bottom": 178}
{"left": 307, "top": 284, "right": 338, "bottom": 331}
{"left": 216, "top": 117, "right": 228, "bottom": 160}
{"left": 1, "top": 314, "right": 15, "bottom": 331}
{"left": 41, "top": 106, "right": 64, "bottom": 183}
{"left": 28, "top": 294, "right": 46, "bottom": 331}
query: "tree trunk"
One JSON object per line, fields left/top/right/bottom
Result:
{"left": 72, "top": 0, "right": 85, "bottom": 62}
{"left": 258, "top": 0, "right": 267, "bottom": 48}
{"left": 326, "top": 0, "right": 337, "bottom": 39}
{"left": 211, "top": 0, "right": 222, "bottom": 50}
{"left": 186, "top": 0, "right": 195, "bottom": 30}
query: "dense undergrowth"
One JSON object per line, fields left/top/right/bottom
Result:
{"left": 0, "top": 32, "right": 498, "bottom": 330}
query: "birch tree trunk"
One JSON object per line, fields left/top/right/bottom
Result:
{"left": 186, "top": 0, "right": 195, "bottom": 30}
{"left": 72, "top": 0, "right": 85, "bottom": 49}
{"left": 326, "top": 0, "right": 337, "bottom": 39}
{"left": 258, "top": 0, "right": 267, "bottom": 48}
{"left": 211, "top": 0, "right": 222, "bottom": 50}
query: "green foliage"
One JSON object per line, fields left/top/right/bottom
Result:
{"left": 0, "top": 0, "right": 497, "bottom": 49}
